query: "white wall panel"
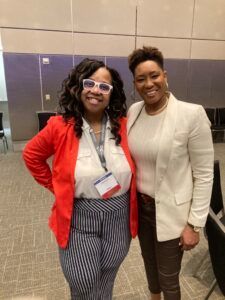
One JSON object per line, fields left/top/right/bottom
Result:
{"left": 137, "top": 0, "right": 194, "bottom": 38}
{"left": 74, "top": 33, "right": 135, "bottom": 56}
{"left": 193, "top": 0, "right": 225, "bottom": 39}
{"left": 2, "top": 29, "right": 73, "bottom": 54}
{"left": 0, "top": 0, "right": 72, "bottom": 31}
{"left": 137, "top": 37, "right": 191, "bottom": 59}
{"left": 1, "top": 0, "right": 225, "bottom": 61}
{"left": 73, "top": 0, "right": 137, "bottom": 35}
{"left": 191, "top": 40, "right": 225, "bottom": 60}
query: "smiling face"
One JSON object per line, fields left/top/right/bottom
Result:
{"left": 134, "top": 60, "right": 168, "bottom": 107}
{"left": 81, "top": 67, "right": 112, "bottom": 120}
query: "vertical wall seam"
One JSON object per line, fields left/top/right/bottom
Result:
{"left": 209, "top": 59, "right": 213, "bottom": 101}
{"left": 131, "top": 4, "right": 138, "bottom": 103}
{"left": 70, "top": 0, "right": 75, "bottom": 66}
{"left": 38, "top": 55, "right": 44, "bottom": 111}
{"left": 135, "top": 5, "right": 138, "bottom": 49}
{"left": 189, "top": 0, "right": 196, "bottom": 59}
{"left": 187, "top": 0, "right": 196, "bottom": 99}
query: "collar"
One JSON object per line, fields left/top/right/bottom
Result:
{"left": 82, "top": 115, "right": 111, "bottom": 131}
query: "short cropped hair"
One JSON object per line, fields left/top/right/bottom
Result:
{"left": 128, "top": 46, "right": 164, "bottom": 75}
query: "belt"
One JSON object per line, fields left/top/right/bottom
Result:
{"left": 137, "top": 192, "right": 155, "bottom": 203}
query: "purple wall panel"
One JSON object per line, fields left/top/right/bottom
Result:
{"left": 40, "top": 54, "right": 73, "bottom": 111}
{"left": 74, "top": 55, "right": 105, "bottom": 67}
{"left": 3, "top": 52, "right": 225, "bottom": 142}
{"left": 211, "top": 61, "right": 225, "bottom": 107}
{"left": 3, "top": 53, "right": 42, "bottom": 140}
{"left": 106, "top": 57, "right": 134, "bottom": 108}
{"left": 164, "top": 59, "right": 189, "bottom": 101}
{"left": 187, "top": 60, "right": 213, "bottom": 106}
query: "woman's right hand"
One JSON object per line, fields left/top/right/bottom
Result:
{"left": 179, "top": 224, "right": 200, "bottom": 251}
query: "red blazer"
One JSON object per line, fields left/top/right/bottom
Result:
{"left": 23, "top": 116, "right": 138, "bottom": 248}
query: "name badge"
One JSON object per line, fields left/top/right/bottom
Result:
{"left": 94, "top": 172, "right": 121, "bottom": 199}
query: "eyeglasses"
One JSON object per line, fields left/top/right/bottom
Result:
{"left": 83, "top": 79, "right": 113, "bottom": 95}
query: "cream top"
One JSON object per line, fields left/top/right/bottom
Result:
{"left": 75, "top": 118, "right": 132, "bottom": 198}
{"left": 128, "top": 107, "right": 166, "bottom": 198}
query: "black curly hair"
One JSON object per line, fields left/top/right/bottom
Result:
{"left": 128, "top": 46, "right": 164, "bottom": 75}
{"left": 58, "top": 58, "right": 127, "bottom": 145}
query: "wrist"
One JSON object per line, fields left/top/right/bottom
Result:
{"left": 187, "top": 222, "right": 202, "bottom": 233}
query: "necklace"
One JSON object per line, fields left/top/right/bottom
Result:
{"left": 86, "top": 121, "right": 102, "bottom": 134}
{"left": 147, "top": 97, "right": 169, "bottom": 116}
{"left": 94, "top": 130, "right": 102, "bottom": 134}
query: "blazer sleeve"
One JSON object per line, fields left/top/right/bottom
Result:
{"left": 23, "top": 117, "right": 55, "bottom": 193}
{"left": 187, "top": 106, "right": 214, "bottom": 227}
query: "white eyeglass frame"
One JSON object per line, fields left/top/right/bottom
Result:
{"left": 82, "top": 79, "right": 113, "bottom": 95}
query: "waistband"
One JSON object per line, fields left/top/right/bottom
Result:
{"left": 74, "top": 191, "right": 129, "bottom": 212}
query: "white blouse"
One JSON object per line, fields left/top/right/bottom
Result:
{"left": 128, "top": 107, "right": 166, "bottom": 198}
{"left": 75, "top": 119, "right": 132, "bottom": 198}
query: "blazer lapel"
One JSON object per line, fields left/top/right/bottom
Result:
{"left": 127, "top": 101, "right": 145, "bottom": 134}
{"left": 155, "top": 94, "right": 178, "bottom": 192}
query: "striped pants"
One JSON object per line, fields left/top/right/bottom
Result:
{"left": 59, "top": 192, "right": 131, "bottom": 300}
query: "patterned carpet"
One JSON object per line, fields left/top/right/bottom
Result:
{"left": 0, "top": 143, "right": 224, "bottom": 300}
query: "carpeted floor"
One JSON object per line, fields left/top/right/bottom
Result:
{"left": 0, "top": 143, "right": 224, "bottom": 300}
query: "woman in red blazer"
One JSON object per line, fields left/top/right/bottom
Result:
{"left": 23, "top": 58, "right": 137, "bottom": 300}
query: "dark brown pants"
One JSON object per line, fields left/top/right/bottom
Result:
{"left": 138, "top": 193, "right": 183, "bottom": 300}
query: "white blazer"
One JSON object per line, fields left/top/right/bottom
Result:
{"left": 127, "top": 93, "right": 214, "bottom": 241}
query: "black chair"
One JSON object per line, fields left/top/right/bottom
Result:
{"left": 204, "top": 108, "right": 220, "bottom": 143}
{"left": 212, "top": 108, "right": 225, "bottom": 143}
{"left": 210, "top": 160, "right": 224, "bottom": 216}
{"left": 217, "top": 108, "right": 225, "bottom": 126}
{"left": 205, "top": 211, "right": 225, "bottom": 299}
{"left": 193, "top": 160, "right": 223, "bottom": 279}
{"left": 204, "top": 160, "right": 225, "bottom": 299}
{"left": 205, "top": 108, "right": 217, "bottom": 127}
{"left": 217, "top": 108, "right": 225, "bottom": 141}
{"left": 204, "top": 108, "right": 217, "bottom": 143}
{"left": 0, "top": 111, "right": 8, "bottom": 154}
{"left": 36, "top": 111, "right": 56, "bottom": 131}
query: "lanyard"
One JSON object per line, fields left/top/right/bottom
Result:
{"left": 89, "top": 115, "right": 108, "bottom": 172}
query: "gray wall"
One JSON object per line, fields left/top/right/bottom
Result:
{"left": 3, "top": 53, "right": 225, "bottom": 141}
{"left": 1, "top": 0, "right": 225, "bottom": 142}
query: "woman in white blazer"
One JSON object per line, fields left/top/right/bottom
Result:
{"left": 127, "top": 46, "right": 214, "bottom": 300}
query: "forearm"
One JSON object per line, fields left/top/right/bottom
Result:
{"left": 23, "top": 123, "right": 55, "bottom": 193}
{"left": 188, "top": 106, "right": 214, "bottom": 226}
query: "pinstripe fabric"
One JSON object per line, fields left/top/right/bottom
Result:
{"left": 58, "top": 192, "right": 131, "bottom": 300}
